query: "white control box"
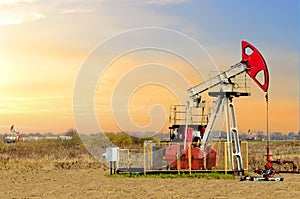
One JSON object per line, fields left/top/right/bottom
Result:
{"left": 105, "top": 147, "right": 119, "bottom": 162}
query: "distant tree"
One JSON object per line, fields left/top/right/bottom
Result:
{"left": 287, "top": 132, "right": 296, "bottom": 140}
{"left": 270, "top": 132, "right": 284, "bottom": 140}
{"left": 220, "top": 131, "right": 227, "bottom": 139}
{"left": 256, "top": 131, "right": 265, "bottom": 140}
{"left": 65, "top": 128, "right": 78, "bottom": 137}
{"left": 45, "top": 132, "right": 54, "bottom": 137}
{"left": 104, "top": 132, "right": 133, "bottom": 148}
{"left": 239, "top": 132, "right": 247, "bottom": 140}
{"left": 31, "top": 132, "right": 42, "bottom": 137}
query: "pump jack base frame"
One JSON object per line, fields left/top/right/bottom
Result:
{"left": 240, "top": 176, "right": 284, "bottom": 182}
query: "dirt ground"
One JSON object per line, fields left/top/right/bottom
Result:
{"left": 0, "top": 169, "right": 299, "bottom": 199}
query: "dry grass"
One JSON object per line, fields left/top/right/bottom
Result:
{"left": 0, "top": 136, "right": 107, "bottom": 171}
{"left": 1, "top": 137, "right": 299, "bottom": 173}
{"left": 248, "top": 140, "right": 300, "bottom": 172}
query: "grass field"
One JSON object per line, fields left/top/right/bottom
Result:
{"left": 0, "top": 137, "right": 300, "bottom": 198}
{"left": 247, "top": 140, "right": 300, "bottom": 172}
{"left": 0, "top": 135, "right": 106, "bottom": 171}
{"left": 1, "top": 137, "right": 300, "bottom": 172}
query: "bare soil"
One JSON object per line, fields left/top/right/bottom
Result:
{"left": 0, "top": 169, "right": 299, "bottom": 199}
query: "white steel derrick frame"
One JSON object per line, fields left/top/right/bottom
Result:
{"left": 200, "top": 94, "right": 243, "bottom": 170}
{"left": 187, "top": 62, "right": 248, "bottom": 171}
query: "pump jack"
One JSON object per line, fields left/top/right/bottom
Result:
{"left": 166, "top": 41, "right": 270, "bottom": 174}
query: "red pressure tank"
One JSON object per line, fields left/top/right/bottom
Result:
{"left": 165, "top": 144, "right": 217, "bottom": 170}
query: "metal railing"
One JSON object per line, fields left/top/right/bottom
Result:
{"left": 169, "top": 105, "right": 209, "bottom": 127}
{"left": 116, "top": 141, "right": 249, "bottom": 175}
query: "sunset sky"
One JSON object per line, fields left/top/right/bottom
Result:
{"left": 0, "top": 0, "right": 299, "bottom": 134}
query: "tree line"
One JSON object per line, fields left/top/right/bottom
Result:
{"left": 239, "top": 130, "right": 300, "bottom": 141}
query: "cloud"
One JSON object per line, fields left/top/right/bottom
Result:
{"left": 0, "top": 0, "right": 36, "bottom": 5}
{"left": 146, "top": 0, "right": 190, "bottom": 5}
{"left": 61, "top": 8, "right": 94, "bottom": 15}
{"left": 0, "top": 0, "right": 44, "bottom": 25}
{"left": 0, "top": 95, "right": 70, "bottom": 103}
{"left": 0, "top": 11, "right": 44, "bottom": 25}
